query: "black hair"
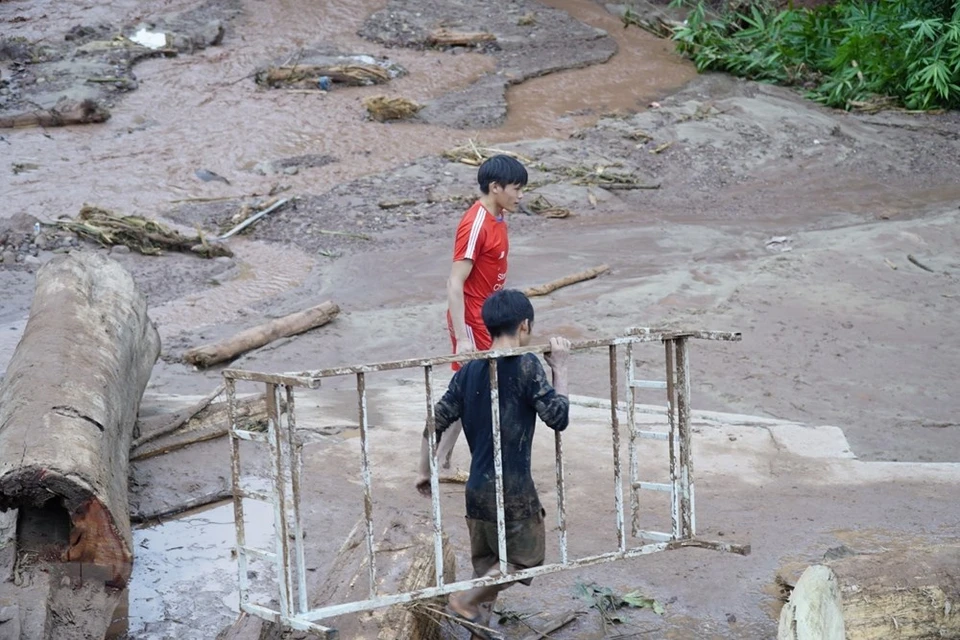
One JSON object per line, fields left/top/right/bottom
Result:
{"left": 481, "top": 289, "right": 535, "bottom": 338}
{"left": 477, "top": 155, "right": 528, "bottom": 194}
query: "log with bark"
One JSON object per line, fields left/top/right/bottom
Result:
{"left": 778, "top": 544, "right": 960, "bottom": 640}
{"left": 183, "top": 301, "right": 340, "bottom": 368}
{"left": 0, "top": 99, "right": 110, "bottom": 129}
{"left": 0, "top": 253, "right": 159, "bottom": 589}
{"left": 523, "top": 264, "right": 610, "bottom": 297}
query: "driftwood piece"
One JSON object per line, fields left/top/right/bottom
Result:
{"left": 427, "top": 28, "right": 497, "bottom": 47}
{"left": 778, "top": 544, "right": 960, "bottom": 640}
{"left": 131, "top": 394, "right": 268, "bottom": 461}
{"left": 520, "top": 610, "right": 580, "bottom": 640}
{"left": 0, "top": 99, "right": 110, "bottom": 129}
{"left": 130, "top": 489, "right": 232, "bottom": 523}
{"left": 0, "top": 252, "right": 160, "bottom": 589}
{"left": 183, "top": 301, "right": 340, "bottom": 368}
{"left": 133, "top": 385, "right": 225, "bottom": 449}
{"left": 257, "top": 64, "right": 390, "bottom": 87}
{"left": 523, "top": 265, "right": 610, "bottom": 298}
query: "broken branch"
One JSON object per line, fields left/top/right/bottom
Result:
{"left": 523, "top": 265, "right": 611, "bottom": 297}
{"left": 907, "top": 254, "right": 935, "bottom": 273}
{"left": 132, "top": 384, "right": 225, "bottom": 449}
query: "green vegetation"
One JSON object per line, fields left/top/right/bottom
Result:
{"left": 663, "top": 0, "right": 960, "bottom": 110}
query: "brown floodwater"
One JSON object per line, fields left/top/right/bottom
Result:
{"left": 2, "top": 0, "right": 695, "bottom": 222}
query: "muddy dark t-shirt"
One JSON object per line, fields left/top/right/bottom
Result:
{"left": 434, "top": 353, "right": 569, "bottom": 522}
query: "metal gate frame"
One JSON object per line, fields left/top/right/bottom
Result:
{"left": 222, "top": 327, "right": 748, "bottom": 637}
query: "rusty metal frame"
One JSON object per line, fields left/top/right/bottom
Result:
{"left": 223, "top": 328, "right": 745, "bottom": 637}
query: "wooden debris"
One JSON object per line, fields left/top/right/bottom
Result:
{"left": 130, "top": 490, "right": 232, "bottom": 523}
{"left": 133, "top": 385, "right": 225, "bottom": 449}
{"left": 517, "top": 12, "right": 537, "bottom": 26}
{"left": 0, "top": 252, "right": 160, "bottom": 590}
{"left": 884, "top": 258, "right": 898, "bottom": 270}
{"left": 563, "top": 165, "right": 660, "bottom": 190}
{"left": 183, "top": 300, "right": 340, "bottom": 368}
{"left": 131, "top": 394, "right": 269, "bottom": 461}
{"left": 650, "top": 141, "right": 673, "bottom": 154}
{"left": 628, "top": 129, "right": 653, "bottom": 141}
{"left": 778, "top": 544, "right": 960, "bottom": 640}
{"left": 443, "top": 140, "right": 533, "bottom": 166}
{"left": 55, "top": 205, "right": 232, "bottom": 258}
{"left": 523, "top": 265, "right": 610, "bottom": 298}
{"left": 0, "top": 98, "right": 110, "bottom": 129}
{"left": 218, "top": 198, "right": 289, "bottom": 240}
{"left": 526, "top": 194, "right": 572, "bottom": 218}
{"left": 520, "top": 610, "right": 579, "bottom": 640}
{"left": 907, "top": 253, "right": 935, "bottom": 273}
{"left": 363, "top": 95, "right": 423, "bottom": 122}
{"left": 427, "top": 28, "right": 497, "bottom": 47}
{"left": 317, "top": 513, "right": 456, "bottom": 640}
{"left": 256, "top": 63, "right": 390, "bottom": 87}
{"left": 439, "top": 470, "right": 469, "bottom": 484}
{"left": 378, "top": 198, "right": 418, "bottom": 209}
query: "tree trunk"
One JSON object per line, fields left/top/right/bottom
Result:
{"left": 778, "top": 544, "right": 960, "bottom": 640}
{"left": 0, "top": 252, "right": 160, "bottom": 590}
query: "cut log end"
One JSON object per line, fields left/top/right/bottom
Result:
{"left": 65, "top": 498, "right": 132, "bottom": 588}
{"left": 778, "top": 545, "right": 960, "bottom": 640}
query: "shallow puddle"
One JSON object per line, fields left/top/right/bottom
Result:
{"left": 124, "top": 499, "right": 275, "bottom": 639}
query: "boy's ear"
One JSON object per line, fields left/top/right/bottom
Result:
{"left": 520, "top": 319, "right": 530, "bottom": 333}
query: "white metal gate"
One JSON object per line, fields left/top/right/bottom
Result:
{"left": 223, "top": 327, "right": 748, "bottom": 637}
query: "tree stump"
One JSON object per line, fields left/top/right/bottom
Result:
{"left": 778, "top": 544, "right": 960, "bottom": 640}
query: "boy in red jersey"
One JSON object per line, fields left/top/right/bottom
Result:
{"left": 416, "top": 155, "right": 528, "bottom": 495}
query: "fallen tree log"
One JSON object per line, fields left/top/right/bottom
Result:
{"left": 183, "top": 300, "right": 340, "bottom": 368}
{"left": 778, "top": 544, "right": 960, "bottom": 640}
{"left": 0, "top": 99, "right": 110, "bottom": 129}
{"left": 523, "top": 264, "right": 610, "bottom": 297}
{"left": 0, "top": 252, "right": 160, "bottom": 590}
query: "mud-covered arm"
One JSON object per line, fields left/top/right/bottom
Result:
{"left": 523, "top": 354, "right": 570, "bottom": 432}
{"left": 430, "top": 371, "right": 464, "bottom": 440}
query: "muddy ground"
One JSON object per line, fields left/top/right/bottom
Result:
{"left": 2, "top": 0, "right": 960, "bottom": 637}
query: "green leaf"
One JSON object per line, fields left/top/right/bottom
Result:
{"left": 622, "top": 590, "right": 667, "bottom": 615}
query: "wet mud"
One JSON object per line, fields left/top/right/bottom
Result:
{"left": 2, "top": 0, "right": 960, "bottom": 638}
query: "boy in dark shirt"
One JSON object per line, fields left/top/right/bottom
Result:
{"left": 422, "top": 289, "right": 571, "bottom": 636}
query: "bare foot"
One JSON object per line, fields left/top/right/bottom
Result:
{"left": 448, "top": 592, "right": 479, "bottom": 621}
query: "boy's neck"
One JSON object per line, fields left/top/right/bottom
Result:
{"left": 479, "top": 194, "right": 502, "bottom": 217}
{"left": 490, "top": 335, "right": 520, "bottom": 351}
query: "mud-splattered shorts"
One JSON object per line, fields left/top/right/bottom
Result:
{"left": 465, "top": 508, "right": 545, "bottom": 585}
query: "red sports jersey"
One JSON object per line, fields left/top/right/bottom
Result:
{"left": 448, "top": 201, "right": 508, "bottom": 369}
{"left": 453, "top": 200, "right": 508, "bottom": 327}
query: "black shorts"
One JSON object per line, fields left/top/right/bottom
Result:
{"left": 465, "top": 509, "right": 546, "bottom": 586}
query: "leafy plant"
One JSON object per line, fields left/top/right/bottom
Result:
{"left": 663, "top": 0, "right": 960, "bottom": 110}
{"left": 575, "top": 581, "right": 666, "bottom": 629}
